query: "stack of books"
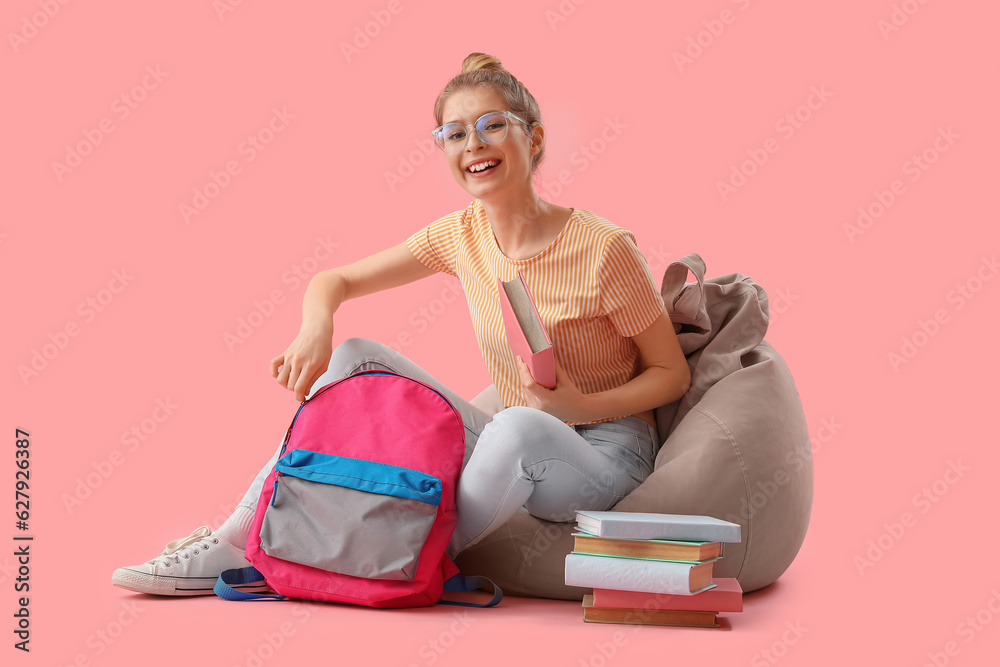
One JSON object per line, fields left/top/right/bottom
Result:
{"left": 565, "top": 511, "right": 744, "bottom": 628}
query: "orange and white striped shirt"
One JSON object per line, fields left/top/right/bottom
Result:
{"left": 405, "top": 199, "right": 665, "bottom": 426}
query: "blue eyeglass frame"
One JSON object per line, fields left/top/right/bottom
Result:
{"left": 431, "top": 110, "right": 533, "bottom": 154}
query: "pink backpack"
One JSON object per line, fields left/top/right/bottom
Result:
{"left": 214, "top": 369, "right": 501, "bottom": 608}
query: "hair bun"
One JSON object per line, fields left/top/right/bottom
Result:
{"left": 461, "top": 52, "right": 504, "bottom": 74}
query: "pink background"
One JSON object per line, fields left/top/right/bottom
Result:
{"left": 4, "top": 0, "right": 999, "bottom": 664}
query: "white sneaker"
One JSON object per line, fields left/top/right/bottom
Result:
{"left": 112, "top": 526, "right": 270, "bottom": 596}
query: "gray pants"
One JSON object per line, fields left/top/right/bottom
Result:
{"left": 235, "top": 337, "right": 658, "bottom": 560}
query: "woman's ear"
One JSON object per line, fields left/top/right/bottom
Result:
{"left": 529, "top": 123, "right": 545, "bottom": 155}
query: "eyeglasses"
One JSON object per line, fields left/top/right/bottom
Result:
{"left": 431, "top": 110, "right": 532, "bottom": 154}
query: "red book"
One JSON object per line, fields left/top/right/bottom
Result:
{"left": 498, "top": 271, "right": 555, "bottom": 388}
{"left": 591, "top": 577, "right": 743, "bottom": 613}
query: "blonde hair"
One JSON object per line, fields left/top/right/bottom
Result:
{"left": 433, "top": 53, "right": 545, "bottom": 174}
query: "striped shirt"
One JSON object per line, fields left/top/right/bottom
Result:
{"left": 405, "top": 199, "right": 665, "bottom": 426}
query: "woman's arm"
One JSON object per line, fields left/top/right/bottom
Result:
{"left": 272, "top": 241, "right": 438, "bottom": 400}
{"left": 516, "top": 311, "right": 690, "bottom": 424}
{"left": 300, "top": 241, "right": 438, "bottom": 330}
{"left": 574, "top": 311, "right": 690, "bottom": 423}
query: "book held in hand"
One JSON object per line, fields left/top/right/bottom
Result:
{"left": 497, "top": 270, "right": 556, "bottom": 389}
{"left": 575, "top": 511, "right": 742, "bottom": 543}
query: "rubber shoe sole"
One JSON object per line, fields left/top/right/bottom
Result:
{"left": 112, "top": 567, "right": 273, "bottom": 596}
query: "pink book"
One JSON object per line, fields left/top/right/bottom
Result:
{"left": 591, "top": 578, "right": 743, "bottom": 612}
{"left": 498, "top": 271, "right": 555, "bottom": 389}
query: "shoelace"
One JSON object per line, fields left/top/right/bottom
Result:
{"left": 149, "top": 526, "right": 220, "bottom": 568}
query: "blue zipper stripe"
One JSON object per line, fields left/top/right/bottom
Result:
{"left": 275, "top": 449, "right": 442, "bottom": 506}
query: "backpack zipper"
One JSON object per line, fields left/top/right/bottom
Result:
{"left": 270, "top": 369, "right": 462, "bottom": 506}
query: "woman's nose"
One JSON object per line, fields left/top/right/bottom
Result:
{"left": 465, "top": 130, "right": 487, "bottom": 150}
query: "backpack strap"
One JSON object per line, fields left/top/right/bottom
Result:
{"left": 214, "top": 566, "right": 286, "bottom": 601}
{"left": 437, "top": 556, "right": 503, "bottom": 608}
{"left": 438, "top": 574, "right": 502, "bottom": 607}
{"left": 215, "top": 566, "right": 502, "bottom": 606}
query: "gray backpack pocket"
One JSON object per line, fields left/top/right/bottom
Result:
{"left": 259, "top": 448, "right": 443, "bottom": 581}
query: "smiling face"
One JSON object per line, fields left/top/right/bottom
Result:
{"left": 438, "top": 86, "right": 541, "bottom": 203}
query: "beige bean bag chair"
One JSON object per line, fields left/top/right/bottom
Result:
{"left": 454, "top": 253, "right": 813, "bottom": 597}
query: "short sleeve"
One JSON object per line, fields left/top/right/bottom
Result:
{"left": 404, "top": 210, "right": 463, "bottom": 277}
{"left": 598, "top": 229, "right": 665, "bottom": 337}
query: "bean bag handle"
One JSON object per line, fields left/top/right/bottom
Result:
{"left": 660, "top": 253, "right": 708, "bottom": 335}
{"left": 658, "top": 252, "right": 770, "bottom": 408}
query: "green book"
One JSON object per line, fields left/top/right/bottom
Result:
{"left": 571, "top": 532, "right": 724, "bottom": 563}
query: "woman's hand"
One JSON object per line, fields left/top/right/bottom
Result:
{"left": 270, "top": 321, "right": 334, "bottom": 402}
{"left": 516, "top": 355, "right": 590, "bottom": 423}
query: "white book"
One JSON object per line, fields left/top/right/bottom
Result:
{"left": 575, "top": 511, "right": 741, "bottom": 543}
{"left": 565, "top": 553, "right": 717, "bottom": 596}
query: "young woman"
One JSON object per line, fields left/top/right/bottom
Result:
{"left": 112, "top": 53, "right": 690, "bottom": 596}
